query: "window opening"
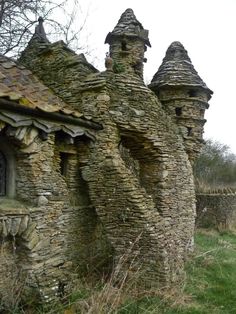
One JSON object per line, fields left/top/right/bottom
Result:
{"left": 175, "top": 107, "right": 182, "bottom": 116}
{"left": 59, "top": 152, "right": 69, "bottom": 176}
{"left": 188, "top": 90, "right": 197, "bottom": 97}
{"left": 121, "top": 41, "right": 128, "bottom": 51}
{"left": 0, "top": 151, "right": 6, "bottom": 196}
{"left": 200, "top": 109, "right": 205, "bottom": 116}
{"left": 187, "top": 127, "right": 193, "bottom": 136}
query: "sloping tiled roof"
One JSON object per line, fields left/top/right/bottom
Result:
{"left": 149, "top": 41, "right": 213, "bottom": 95}
{"left": 0, "top": 55, "right": 101, "bottom": 139}
{"left": 0, "top": 55, "right": 83, "bottom": 118}
{"left": 105, "top": 8, "right": 151, "bottom": 47}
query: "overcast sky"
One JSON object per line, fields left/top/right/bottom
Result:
{"left": 73, "top": 0, "right": 236, "bottom": 153}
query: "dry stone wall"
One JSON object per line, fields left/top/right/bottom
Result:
{"left": 20, "top": 36, "right": 197, "bottom": 285}
{"left": 0, "top": 128, "right": 110, "bottom": 303}
{"left": 77, "top": 72, "right": 196, "bottom": 285}
{"left": 151, "top": 87, "right": 209, "bottom": 163}
{"left": 11, "top": 7, "right": 212, "bottom": 301}
{"left": 18, "top": 36, "right": 197, "bottom": 290}
{"left": 196, "top": 190, "right": 236, "bottom": 231}
{"left": 149, "top": 41, "right": 212, "bottom": 163}
{"left": 108, "top": 39, "right": 146, "bottom": 78}
{"left": 19, "top": 40, "right": 98, "bottom": 112}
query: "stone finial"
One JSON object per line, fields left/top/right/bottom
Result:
{"left": 149, "top": 41, "right": 213, "bottom": 97}
{"left": 105, "top": 8, "right": 151, "bottom": 47}
{"left": 33, "top": 17, "right": 49, "bottom": 42}
{"left": 164, "top": 41, "right": 191, "bottom": 62}
{"left": 105, "top": 52, "right": 113, "bottom": 72}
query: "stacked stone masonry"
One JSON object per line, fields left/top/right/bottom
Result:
{"left": 196, "top": 189, "right": 236, "bottom": 231}
{"left": 0, "top": 8, "right": 213, "bottom": 303}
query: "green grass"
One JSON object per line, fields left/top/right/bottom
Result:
{"left": 183, "top": 230, "right": 236, "bottom": 314}
{"left": 116, "top": 229, "right": 236, "bottom": 314}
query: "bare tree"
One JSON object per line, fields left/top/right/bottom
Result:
{"left": 0, "top": 0, "right": 90, "bottom": 57}
{"left": 194, "top": 139, "right": 236, "bottom": 188}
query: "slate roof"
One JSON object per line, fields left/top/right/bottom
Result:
{"left": 149, "top": 41, "right": 213, "bottom": 95}
{"left": 105, "top": 8, "right": 151, "bottom": 47}
{"left": 0, "top": 55, "right": 101, "bottom": 138}
{"left": 0, "top": 55, "right": 82, "bottom": 118}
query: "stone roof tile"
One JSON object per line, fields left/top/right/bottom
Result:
{"left": 0, "top": 55, "right": 83, "bottom": 118}
{"left": 105, "top": 8, "right": 151, "bottom": 47}
{"left": 150, "top": 41, "right": 213, "bottom": 95}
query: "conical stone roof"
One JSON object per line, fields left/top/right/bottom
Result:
{"left": 105, "top": 8, "right": 151, "bottom": 47}
{"left": 149, "top": 41, "right": 212, "bottom": 95}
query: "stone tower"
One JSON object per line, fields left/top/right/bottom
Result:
{"left": 149, "top": 41, "right": 213, "bottom": 162}
{"left": 105, "top": 8, "right": 151, "bottom": 78}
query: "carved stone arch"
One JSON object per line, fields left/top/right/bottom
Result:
{"left": 0, "top": 136, "right": 16, "bottom": 198}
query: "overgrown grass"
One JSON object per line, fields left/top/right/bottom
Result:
{"left": 116, "top": 229, "right": 236, "bottom": 314}
{"left": 4, "top": 229, "right": 236, "bottom": 313}
{"left": 183, "top": 229, "right": 236, "bottom": 314}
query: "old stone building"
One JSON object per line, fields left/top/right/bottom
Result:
{"left": 0, "top": 8, "right": 212, "bottom": 303}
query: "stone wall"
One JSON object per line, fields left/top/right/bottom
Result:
{"left": 152, "top": 87, "right": 209, "bottom": 163}
{"left": 13, "top": 8, "right": 205, "bottom": 300}
{"left": 196, "top": 190, "right": 236, "bottom": 231}
{"left": 19, "top": 40, "right": 98, "bottom": 112}
{"left": 0, "top": 128, "right": 111, "bottom": 303}
{"left": 18, "top": 33, "right": 197, "bottom": 289}
{"left": 148, "top": 40, "right": 212, "bottom": 164}
{"left": 109, "top": 38, "right": 146, "bottom": 78}
{"left": 77, "top": 72, "right": 196, "bottom": 286}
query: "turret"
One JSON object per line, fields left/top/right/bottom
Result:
{"left": 149, "top": 41, "right": 213, "bottom": 162}
{"left": 105, "top": 8, "right": 151, "bottom": 78}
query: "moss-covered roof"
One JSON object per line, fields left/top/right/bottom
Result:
{"left": 0, "top": 55, "right": 101, "bottom": 138}
{"left": 105, "top": 8, "right": 151, "bottom": 47}
{"left": 149, "top": 41, "right": 213, "bottom": 95}
{"left": 0, "top": 55, "right": 82, "bottom": 118}
{"left": 19, "top": 28, "right": 99, "bottom": 114}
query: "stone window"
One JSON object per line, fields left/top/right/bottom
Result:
{"left": 187, "top": 127, "right": 193, "bottom": 136}
{"left": 59, "top": 152, "right": 69, "bottom": 177}
{"left": 121, "top": 40, "right": 128, "bottom": 51}
{"left": 0, "top": 151, "right": 6, "bottom": 196}
{"left": 188, "top": 89, "right": 197, "bottom": 97}
{"left": 200, "top": 109, "right": 205, "bottom": 117}
{"left": 175, "top": 107, "right": 182, "bottom": 116}
{"left": 0, "top": 138, "right": 15, "bottom": 198}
